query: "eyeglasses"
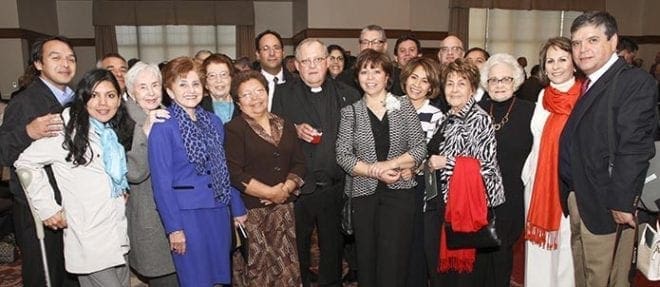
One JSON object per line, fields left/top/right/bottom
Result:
{"left": 487, "top": 77, "right": 514, "bottom": 86}
{"left": 238, "top": 87, "right": 267, "bottom": 100}
{"left": 298, "top": 57, "right": 326, "bottom": 67}
{"left": 259, "top": 45, "right": 283, "bottom": 53}
{"left": 439, "top": 46, "right": 464, "bottom": 53}
{"left": 206, "top": 71, "right": 230, "bottom": 80}
{"left": 359, "top": 39, "right": 386, "bottom": 47}
{"left": 328, "top": 55, "right": 344, "bottom": 62}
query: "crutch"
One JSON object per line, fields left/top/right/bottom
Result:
{"left": 16, "top": 168, "right": 52, "bottom": 287}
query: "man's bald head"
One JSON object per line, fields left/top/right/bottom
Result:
{"left": 437, "top": 35, "right": 465, "bottom": 65}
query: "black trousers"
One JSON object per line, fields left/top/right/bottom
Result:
{"left": 405, "top": 176, "right": 428, "bottom": 287}
{"left": 13, "top": 199, "right": 78, "bottom": 287}
{"left": 424, "top": 197, "right": 441, "bottom": 287}
{"left": 295, "top": 184, "right": 343, "bottom": 287}
{"left": 352, "top": 187, "right": 416, "bottom": 287}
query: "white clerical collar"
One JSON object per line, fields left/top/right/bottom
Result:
{"left": 310, "top": 87, "right": 322, "bottom": 93}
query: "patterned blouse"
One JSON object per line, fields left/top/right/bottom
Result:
{"left": 416, "top": 99, "right": 445, "bottom": 143}
{"left": 433, "top": 97, "right": 505, "bottom": 206}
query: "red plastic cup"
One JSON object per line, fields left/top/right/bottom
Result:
{"left": 311, "top": 130, "right": 322, "bottom": 144}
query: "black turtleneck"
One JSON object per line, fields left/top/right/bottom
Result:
{"left": 478, "top": 95, "right": 534, "bottom": 245}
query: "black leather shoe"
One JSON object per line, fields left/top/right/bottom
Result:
{"left": 342, "top": 270, "right": 358, "bottom": 283}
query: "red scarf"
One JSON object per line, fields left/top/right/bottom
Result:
{"left": 438, "top": 156, "right": 488, "bottom": 273}
{"left": 525, "top": 79, "right": 582, "bottom": 249}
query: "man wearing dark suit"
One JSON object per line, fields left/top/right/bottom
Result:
{"left": 254, "top": 29, "right": 297, "bottom": 112}
{"left": 559, "top": 11, "right": 658, "bottom": 287}
{"left": 271, "top": 38, "right": 360, "bottom": 287}
{"left": 337, "top": 24, "right": 404, "bottom": 97}
{"left": 0, "top": 36, "right": 78, "bottom": 286}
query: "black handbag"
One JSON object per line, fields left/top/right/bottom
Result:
{"left": 444, "top": 207, "right": 501, "bottom": 249}
{"left": 340, "top": 194, "right": 353, "bottom": 235}
{"left": 443, "top": 165, "right": 501, "bottom": 249}
{"left": 340, "top": 104, "right": 358, "bottom": 236}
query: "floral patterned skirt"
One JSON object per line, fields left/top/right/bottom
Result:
{"left": 232, "top": 202, "right": 301, "bottom": 287}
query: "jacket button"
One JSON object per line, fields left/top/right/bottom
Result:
{"left": 207, "top": 183, "right": 212, "bottom": 188}
{"left": 274, "top": 167, "right": 281, "bottom": 172}
{"left": 206, "top": 170, "right": 211, "bottom": 175}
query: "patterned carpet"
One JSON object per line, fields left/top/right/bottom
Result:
{"left": 1, "top": 234, "right": 659, "bottom": 287}
{"left": 0, "top": 259, "right": 21, "bottom": 287}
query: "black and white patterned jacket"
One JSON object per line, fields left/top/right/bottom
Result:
{"left": 336, "top": 94, "right": 427, "bottom": 198}
{"left": 434, "top": 97, "right": 505, "bottom": 206}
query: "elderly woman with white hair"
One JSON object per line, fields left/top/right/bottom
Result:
{"left": 124, "top": 62, "right": 179, "bottom": 286}
{"left": 475, "top": 53, "right": 534, "bottom": 287}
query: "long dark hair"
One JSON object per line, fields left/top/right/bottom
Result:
{"left": 63, "top": 69, "right": 134, "bottom": 166}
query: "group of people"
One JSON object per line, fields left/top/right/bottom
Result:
{"left": 0, "top": 9, "right": 658, "bottom": 287}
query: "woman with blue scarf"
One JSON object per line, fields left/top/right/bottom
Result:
{"left": 14, "top": 69, "right": 135, "bottom": 286}
{"left": 148, "top": 56, "right": 247, "bottom": 286}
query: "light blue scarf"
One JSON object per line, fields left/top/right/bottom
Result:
{"left": 90, "top": 118, "right": 128, "bottom": 198}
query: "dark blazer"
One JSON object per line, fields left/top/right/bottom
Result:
{"left": 253, "top": 66, "right": 298, "bottom": 84}
{"left": 559, "top": 58, "right": 658, "bottom": 234}
{"left": 199, "top": 95, "right": 240, "bottom": 122}
{"left": 225, "top": 115, "right": 306, "bottom": 209}
{"left": 0, "top": 79, "right": 66, "bottom": 204}
{"left": 271, "top": 77, "right": 360, "bottom": 194}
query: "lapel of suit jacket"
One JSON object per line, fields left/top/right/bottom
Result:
{"left": 33, "top": 78, "right": 66, "bottom": 111}
{"left": 567, "top": 58, "right": 626, "bottom": 135}
{"left": 356, "top": 99, "right": 377, "bottom": 163}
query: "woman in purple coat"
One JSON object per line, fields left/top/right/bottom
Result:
{"left": 148, "top": 56, "right": 247, "bottom": 286}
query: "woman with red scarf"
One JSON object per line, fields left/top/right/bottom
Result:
{"left": 522, "top": 37, "right": 583, "bottom": 287}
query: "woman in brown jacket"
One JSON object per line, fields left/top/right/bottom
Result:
{"left": 225, "top": 70, "right": 306, "bottom": 287}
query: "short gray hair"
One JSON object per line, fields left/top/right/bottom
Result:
{"left": 295, "top": 38, "right": 327, "bottom": 60}
{"left": 360, "top": 24, "right": 386, "bottom": 40}
{"left": 479, "top": 53, "right": 525, "bottom": 91}
{"left": 125, "top": 61, "right": 162, "bottom": 96}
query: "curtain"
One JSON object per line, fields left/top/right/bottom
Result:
{"left": 449, "top": 0, "right": 605, "bottom": 10}
{"left": 236, "top": 25, "right": 256, "bottom": 60}
{"left": 95, "top": 25, "right": 117, "bottom": 59}
{"left": 449, "top": 7, "right": 470, "bottom": 47}
{"left": 93, "top": 1, "right": 254, "bottom": 26}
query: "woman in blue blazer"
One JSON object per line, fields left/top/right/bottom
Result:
{"left": 148, "top": 57, "right": 247, "bottom": 286}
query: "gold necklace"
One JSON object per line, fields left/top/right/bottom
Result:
{"left": 488, "top": 97, "right": 516, "bottom": 131}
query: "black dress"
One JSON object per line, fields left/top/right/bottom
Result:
{"left": 475, "top": 95, "right": 534, "bottom": 287}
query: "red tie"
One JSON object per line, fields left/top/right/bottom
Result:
{"left": 581, "top": 78, "right": 591, "bottom": 95}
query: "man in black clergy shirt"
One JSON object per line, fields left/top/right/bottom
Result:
{"left": 0, "top": 36, "right": 78, "bottom": 286}
{"left": 559, "top": 11, "right": 658, "bottom": 287}
{"left": 271, "top": 38, "right": 360, "bottom": 287}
